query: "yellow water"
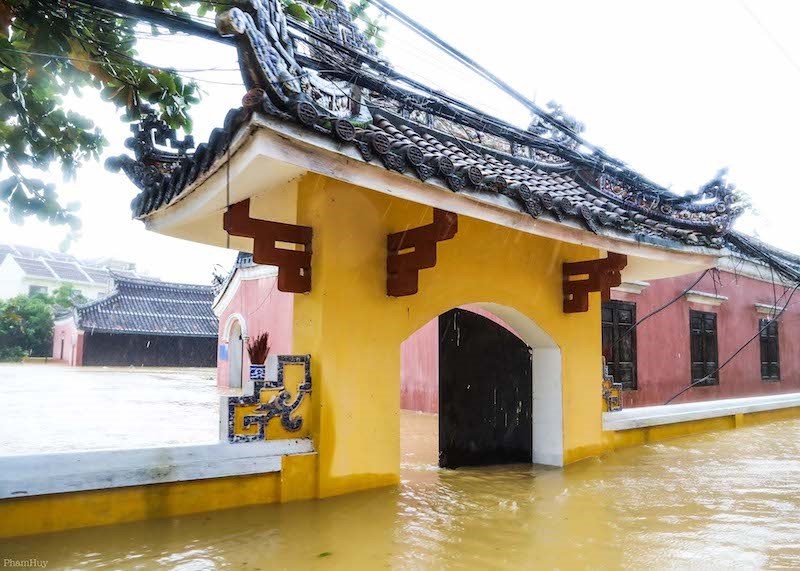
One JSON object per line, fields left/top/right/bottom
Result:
{"left": 4, "top": 412, "right": 800, "bottom": 569}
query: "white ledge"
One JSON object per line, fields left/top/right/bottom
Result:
{"left": 612, "top": 281, "right": 650, "bottom": 295}
{"left": 603, "top": 392, "right": 800, "bottom": 431}
{"left": 755, "top": 303, "right": 780, "bottom": 317}
{"left": 685, "top": 290, "right": 728, "bottom": 306}
{"left": 0, "top": 439, "right": 314, "bottom": 499}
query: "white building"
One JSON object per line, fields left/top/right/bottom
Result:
{"left": 0, "top": 244, "right": 139, "bottom": 300}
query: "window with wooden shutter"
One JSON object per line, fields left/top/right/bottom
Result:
{"left": 759, "top": 319, "right": 780, "bottom": 381}
{"left": 689, "top": 310, "right": 719, "bottom": 386}
{"left": 601, "top": 300, "right": 637, "bottom": 390}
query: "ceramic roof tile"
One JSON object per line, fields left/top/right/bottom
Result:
{"left": 75, "top": 275, "right": 218, "bottom": 337}
{"left": 110, "top": 0, "right": 751, "bottom": 253}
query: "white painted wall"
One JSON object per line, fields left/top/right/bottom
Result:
{"left": 0, "top": 256, "right": 109, "bottom": 300}
{"left": 0, "top": 256, "right": 25, "bottom": 298}
{"left": 0, "top": 439, "right": 314, "bottom": 499}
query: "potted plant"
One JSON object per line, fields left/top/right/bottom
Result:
{"left": 247, "top": 332, "right": 270, "bottom": 380}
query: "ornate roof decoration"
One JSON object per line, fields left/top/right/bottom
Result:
{"left": 110, "top": 0, "right": 749, "bottom": 250}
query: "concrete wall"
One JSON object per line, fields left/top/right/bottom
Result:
{"left": 82, "top": 332, "right": 217, "bottom": 367}
{"left": 399, "top": 268, "right": 800, "bottom": 412}
{"left": 291, "top": 174, "right": 602, "bottom": 498}
{"left": 216, "top": 270, "right": 294, "bottom": 388}
{"left": 0, "top": 256, "right": 26, "bottom": 298}
{"left": 612, "top": 270, "right": 800, "bottom": 407}
{"left": 52, "top": 319, "right": 82, "bottom": 366}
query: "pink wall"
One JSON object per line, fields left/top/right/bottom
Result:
{"left": 399, "top": 271, "right": 800, "bottom": 412}
{"left": 612, "top": 270, "right": 800, "bottom": 407}
{"left": 217, "top": 273, "right": 294, "bottom": 388}
{"left": 52, "top": 319, "right": 83, "bottom": 366}
{"left": 400, "top": 305, "right": 519, "bottom": 413}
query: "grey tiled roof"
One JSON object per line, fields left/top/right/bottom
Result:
{"left": 75, "top": 275, "right": 218, "bottom": 337}
{"left": 2, "top": 244, "right": 140, "bottom": 286}
{"left": 13, "top": 257, "right": 56, "bottom": 279}
{"left": 112, "top": 0, "right": 746, "bottom": 252}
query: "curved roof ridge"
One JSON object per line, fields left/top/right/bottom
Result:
{"left": 109, "top": 271, "right": 214, "bottom": 292}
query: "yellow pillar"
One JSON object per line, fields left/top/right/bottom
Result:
{"left": 292, "top": 174, "right": 606, "bottom": 497}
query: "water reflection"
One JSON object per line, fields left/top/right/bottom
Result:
{"left": 3, "top": 412, "right": 800, "bottom": 569}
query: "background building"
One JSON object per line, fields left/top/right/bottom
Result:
{"left": 606, "top": 253, "right": 800, "bottom": 407}
{"left": 0, "top": 244, "right": 140, "bottom": 300}
{"left": 53, "top": 274, "right": 218, "bottom": 367}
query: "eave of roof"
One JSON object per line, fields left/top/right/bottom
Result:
{"left": 141, "top": 111, "right": 725, "bottom": 272}
{"left": 109, "top": 0, "right": 754, "bottom": 266}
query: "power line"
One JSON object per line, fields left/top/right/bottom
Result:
{"left": 609, "top": 268, "right": 713, "bottom": 354}
{"left": 363, "top": 0, "right": 619, "bottom": 164}
{"left": 0, "top": 47, "right": 245, "bottom": 86}
{"left": 663, "top": 280, "right": 800, "bottom": 405}
{"left": 739, "top": 1, "right": 800, "bottom": 76}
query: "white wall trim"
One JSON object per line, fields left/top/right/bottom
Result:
{"left": 685, "top": 290, "right": 728, "bottom": 306}
{"left": 213, "top": 264, "right": 279, "bottom": 316}
{"left": 222, "top": 312, "right": 248, "bottom": 342}
{"left": 0, "top": 439, "right": 314, "bottom": 499}
{"left": 755, "top": 303, "right": 780, "bottom": 317}
{"left": 612, "top": 281, "right": 650, "bottom": 295}
{"left": 717, "top": 255, "right": 797, "bottom": 286}
{"left": 603, "top": 392, "right": 800, "bottom": 431}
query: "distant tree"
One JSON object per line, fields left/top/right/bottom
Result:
{"left": 50, "top": 283, "right": 87, "bottom": 310}
{"left": 0, "top": 0, "right": 383, "bottom": 240}
{"left": 0, "top": 284, "right": 88, "bottom": 361}
{"left": 0, "top": 293, "right": 53, "bottom": 360}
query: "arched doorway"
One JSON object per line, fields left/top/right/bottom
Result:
{"left": 401, "top": 303, "right": 563, "bottom": 468}
{"left": 439, "top": 308, "right": 532, "bottom": 468}
{"left": 229, "top": 321, "right": 243, "bottom": 389}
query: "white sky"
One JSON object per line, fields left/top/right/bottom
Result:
{"left": 0, "top": 0, "right": 797, "bottom": 284}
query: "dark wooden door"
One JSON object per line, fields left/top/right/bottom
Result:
{"left": 690, "top": 310, "right": 719, "bottom": 385}
{"left": 438, "top": 308, "right": 533, "bottom": 469}
{"left": 601, "top": 301, "right": 637, "bottom": 390}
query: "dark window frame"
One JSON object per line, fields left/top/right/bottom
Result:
{"left": 602, "top": 300, "right": 638, "bottom": 391}
{"left": 759, "top": 318, "right": 780, "bottom": 381}
{"left": 689, "top": 310, "right": 719, "bottom": 386}
{"left": 28, "top": 285, "right": 47, "bottom": 296}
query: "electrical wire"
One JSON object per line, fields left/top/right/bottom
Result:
{"left": 609, "top": 268, "right": 713, "bottom": 354}
{"left": 663, "top": 280, "right": 800, "bottom": 405}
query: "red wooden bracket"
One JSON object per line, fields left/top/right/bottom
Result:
{"left": 563, "top": 252, "right": 628, "bottom": 313}
{"left": 224, "top": 199, "right": 313, "bottom": 293}
{"left": 387, "top": 209, "right": 458, "bottom": 296}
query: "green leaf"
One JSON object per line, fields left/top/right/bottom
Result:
{"left": 286, "top": 2, "right": 312, "bottom": 22}
{"left": 0, "top": 176, "right": 18, "bottom": 201}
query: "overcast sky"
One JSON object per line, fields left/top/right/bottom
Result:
{"left": 0, "top": 0, "right": 797, "bottom": 284}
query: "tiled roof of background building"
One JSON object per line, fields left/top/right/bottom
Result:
{"left": 75, "top": 275, "right": 218, "bottom": 337}
{"left": 13, "top": 257, "right": 56, "bottom": 279}
{"left": 110, "top": 0, "right": 749, "bottom": 253}
{"left": 2, "top": 243, "right": 144, "bottom": 287}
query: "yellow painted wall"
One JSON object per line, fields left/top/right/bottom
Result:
{"left": 290, "top": 174, "right": 605, "bottom": 498}
{"left": 603, "top": 405, "right": 800, "bottom": 451}
{"left": 0, "top": 472, "right": 281, "bottom": 538}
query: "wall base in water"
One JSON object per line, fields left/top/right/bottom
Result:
{"left": 603, "top": 393, "right": 800, "bottom": 450}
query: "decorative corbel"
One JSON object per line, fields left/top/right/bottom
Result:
{"left": 224, "top": 199, "right": 313, "bottom": 293}
{"left": 387, "top": 209, "right": 458, "bottom": 296}
{"left": 563, "top": 252, "right": 627, "bottom": 313}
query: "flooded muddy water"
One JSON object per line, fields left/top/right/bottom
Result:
{"left": 3, "top": 411, "right": 800, "bottom": 569}
{"left": 0, "top": 364, "right": 218, "bottom": 454}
